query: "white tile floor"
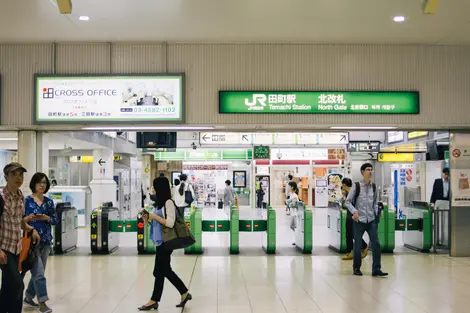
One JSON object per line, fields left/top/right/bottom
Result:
{"left": 14, "top": 207, "right": 470, "bottom": 313}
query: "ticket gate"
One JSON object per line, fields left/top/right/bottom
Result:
{"left": 183, "top": 205, "right": 276, "bottom": 255}
{"left": 137, "top": 215, "right": 156, "bottom": 254}
{"left": 90, "top": 202, "right": 120, "bottom": 254}
{"left": 294, "top": 201, "right": 313, "bottom": 254}
{"left": 400, "top": 201, "right": 433, "bottom": 252}
{"left": 53, "top": 202, "right": 78, "bottom": 254}
{"left": 327, "top": 201, "right": 346, "bottom": 253}
{"left": 328, "top": 200, "right": 431, "bottom": 254}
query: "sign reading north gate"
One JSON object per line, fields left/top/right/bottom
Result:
{"left": 219, "top": 91, "right": 419, "bottom": 114}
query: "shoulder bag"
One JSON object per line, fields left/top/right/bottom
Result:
{"left": 162, "top": 200, "right": 195, "bottom": 250}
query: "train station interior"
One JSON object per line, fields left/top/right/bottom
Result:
{"left": 1, "top": 1, "right": 470, "bottom": 313}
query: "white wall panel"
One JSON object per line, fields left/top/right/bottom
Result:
{"left": 168, "top": 43, "right": 470, "bottom": 128}
{"left": 56, "top": 43, "right": 110, "bottom": 73}
{"left": 112, "top": 43, "right": 165, "bottom": 73}
{"left": 0, "top": 44, "right": 52, "bottom": 127}
{"left": 1, "top": 43, "right": 470, "bottom": 128}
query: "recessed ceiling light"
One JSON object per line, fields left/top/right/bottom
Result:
{"left": 79, "top": 16, "right": 90, "bottom": 21}
{"left": 393, "top": 16, "right": 406, "bottom": 23}
{"left": 330, "top": 126, "right": 397, "bottom": 130}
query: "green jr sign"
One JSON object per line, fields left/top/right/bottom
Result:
{"left": 219, "top": 91, "right": 419, "bottom": 114}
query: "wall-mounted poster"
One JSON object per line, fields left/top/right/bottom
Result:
{"left": 34, "top": 73, "right": 184, "bottom": 124}
{"left": 233, "top": 171, "right": 247, "bottom": 188}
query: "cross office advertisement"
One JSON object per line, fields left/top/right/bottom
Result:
{"left": 34, "top": 74, "right": 184, "bottom": 123}
{"left": 219, "top": 91, "right": 419, "bottom": 114}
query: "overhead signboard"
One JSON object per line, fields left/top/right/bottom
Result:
{"left": 219, "top": 91, "right": 419, "bottom": 114}
{"left": 407, "top": 131, "right": 429, "bottom": 140}
{"left": 200, "top": 132, "right": 348, "bottom": 145}
{"left": 34, "top": 73, "right": 184, "bottom": 124}
{"left": 199, "top": 132, "right": 251, "bottom": 145}
{"left": 377, "top": 153, "right": 414, "bottom": 163}
{"left": 272, "top": 148, "right": 328, "bottom": 160}
{"left": 154, "top": 149, "right": 252, "bottom": 161}
{"left": 387, "top": 131, "right": 405, "bottom": 144}
{"left": 347, "top": 141, "right": 381, "bottom": 153}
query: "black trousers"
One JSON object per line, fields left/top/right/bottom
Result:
{"left": 353, "top": 221, "right": 381, "bottom": 272}
{"left": 0, "top": 250, "right": 24, "bottom": 313}
{"left": 256, "top": 192, "right": 263, "bottom": 209}
{"left": 346, "top": 215, "right": 367, "bottom": 253}
{"left": 151, "top": 245, "right": 188, "bottom": 302}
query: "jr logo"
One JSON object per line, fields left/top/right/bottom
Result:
{"left": 245, "top": 94, "right": 267, "bottom": 107}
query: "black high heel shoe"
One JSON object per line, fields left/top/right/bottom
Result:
{"left": 176, "top": 293, "right": 192, "bottom": 308}
{"left": 138, "top": 302, "right": 159, "bottom": 311}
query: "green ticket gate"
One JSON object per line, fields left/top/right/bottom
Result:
{"left": 327, "top": 201, "right": 347, "bottom": 253}
{"left": 328, "top": 202, "right": 395, "bottom": 254}
{"left": 184, "top": 205, "right": 276, "bottom": 254}
{"left": 398, "top": 201, "right": 433, "bottom": 252}
{"left": 294, "top": 202, "right": 313, "bottom": 254}
{"left": 90, "top": 204, "right": 121, "bottom": 254}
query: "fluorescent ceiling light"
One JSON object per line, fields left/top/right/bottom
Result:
{"left": 82, "top": 126, "right": 215, "bottom": 131}
{"left": 79, "top": 16, "right": 90, "bottom": 21}
{"left": 0, "top": 138, "right": 18, "bottom": 141}
{"left": 330, "top": 126, "right": 397, "bottom": 130}
{"left": 393, "top": 16, "right": 406, "bottom": 22}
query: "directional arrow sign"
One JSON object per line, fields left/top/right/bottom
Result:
{"left": 98, "top": 158, "right": 106, "bottom": 166}
{"left": 199, "top": 132, "right": 252, "bottom": 145}
{"left": 91, "top": 223, "right": 97, "bottom": 228}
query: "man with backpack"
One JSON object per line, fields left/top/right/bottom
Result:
{"left": 346, "top": 163, "right": 388, "bottom": 277}
{"left": 0, "top": 162, "right": 40, "bottom": 313}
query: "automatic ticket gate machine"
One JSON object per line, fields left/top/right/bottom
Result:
{"left": 294, "top": 201, "right": 313, "bottom": 254}
{"left": 90, "top": 202, "right": 120, "bottom": 254}
{"left": 53, "top": 202, "right": 78, "bottom": 254}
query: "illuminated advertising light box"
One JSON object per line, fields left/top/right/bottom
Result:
{"left": 219, "top": 91, "right": 419, "bottom": 114}
{"left": 34, "top": 74, "right": 184, "bottom": 124}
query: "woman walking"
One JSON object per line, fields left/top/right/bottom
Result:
{"left": 23, "top": 172, "right": 57, "bottom": 313}
{"left": 138, "top": 176, "right": 192, "bottom": 311}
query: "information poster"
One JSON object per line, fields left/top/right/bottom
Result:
{"left": 35, "top": 74, "right": 184, "bottom": 123}
{"left": 450, "top": 133, "right": 470, "bottom": 206}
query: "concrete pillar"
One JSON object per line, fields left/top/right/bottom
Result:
{"left": 36, "top": 132, "right": 49, "bottom": 174}
{"left": 88, "top": 148, "right": 116, "bottom": 211}
{"left": 449, "top": 132, "right": 470, "bottom": 256}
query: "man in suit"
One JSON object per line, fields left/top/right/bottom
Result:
{"left": 430, "top": 167, "right": 450, "bottom": 206}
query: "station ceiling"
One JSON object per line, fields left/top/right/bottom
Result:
{"left": 1, "top": 0, "right": 470, "bottom": 44}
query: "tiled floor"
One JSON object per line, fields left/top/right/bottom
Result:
{"left": 12, "top": 207, "right": 470, "bottom": 313}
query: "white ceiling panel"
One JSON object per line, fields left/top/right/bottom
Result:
{"left": 1, "top": 0, "right": 470, "bottom": 44}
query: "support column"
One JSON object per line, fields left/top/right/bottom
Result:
{"left": 17, "top": 131, "right": 50, "bottom": 196}
{"left": 36, "top": 132, "right": 49, "bottom": 174}
{"left": 449, "top": 132, "right": 470, "bottom": 256}
{"left": 18, "top": 131, "right": 37, "bottom": 195}
{"left": 89, "top": 148, "right": 116, "bottom": 212}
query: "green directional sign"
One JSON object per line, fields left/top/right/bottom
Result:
{"left": 219, "top": 91, "right": 419, "bottom": 114}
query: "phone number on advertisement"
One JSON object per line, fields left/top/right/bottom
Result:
{"left": 131, "top": 107, "right": 176, "bottom": 113}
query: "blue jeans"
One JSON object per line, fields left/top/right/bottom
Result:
{"left": 25, "top": 244, "right": 51, "bottom": 303}
{"left": 353, "top": 220, "right": 381, "bottom": 273}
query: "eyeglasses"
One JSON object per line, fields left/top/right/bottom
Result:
{"left": 37, "top": 181, "right": 47, "bottom": 185}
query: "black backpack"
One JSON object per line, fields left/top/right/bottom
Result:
{"left": 352, "top": 182, "right": 376, "bottom": 206}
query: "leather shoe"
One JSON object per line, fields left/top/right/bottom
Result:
{"left": 372, "top": 270, "right": 388, "bottom": 277}
{"left": 353, "top": 268, "right": 363, "bottom": 276}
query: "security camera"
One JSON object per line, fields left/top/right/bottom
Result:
{"left": 276, "top": 152, "right": 282, "bottom": 159}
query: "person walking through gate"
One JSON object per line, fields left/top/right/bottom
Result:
{"left": 341, "top": 177, "right": 368, "bottom": 260}
{"left": 346, "top": 163, "right": 388, "bottom": 277}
